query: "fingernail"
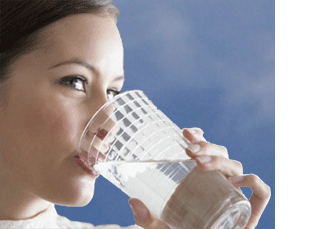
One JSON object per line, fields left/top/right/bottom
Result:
{"left": 190, "top": 127, "right": 204, "bottom": 134}
{"left": 128, "top": 204, "right": 139, "bottom": 221}
{"left": 197, "top": 155, "right": 212, "bottom": 163}
{"left": 229, "top": 176, "right": 244, "bottom": 183}
{"left": 128, "top": 203, "right": 135, "bottom": 213}
{"left": 187, "top": 128, "right": 198, "bottom": 134}
{"left": 195, "top": 128, "right": 204, "bottom": 134}
{"left": 188, "top": 144, "right": 201, "bottom": 153}
{"left": 128, "top": 202, "right": 136, "bottom": 215}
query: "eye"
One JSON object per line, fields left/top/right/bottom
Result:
{"left": 59, "top": 75, "right": 87, "bottom": 92}
{"left": 107, "top": 89, "right": 120, "bottom": 101}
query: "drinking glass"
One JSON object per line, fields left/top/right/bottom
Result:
{"left": 79, "top": 90, "right": 251, "bottom": 229}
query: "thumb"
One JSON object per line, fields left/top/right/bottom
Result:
{"left": 128, "top": 198, "right": 170, "bottom": 229}
{"left": 128, "top": 198, "right": 153, "bottom": 226}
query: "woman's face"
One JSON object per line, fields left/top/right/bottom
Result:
{"left": 0, "top": 14, "right": 124, "bottom": 206}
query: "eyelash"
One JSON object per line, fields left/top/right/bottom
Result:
{"left": 59, "top": 75, "right": 87, "bottom": 92}
{"left": 107, "top": 89, "right": 121, "bottom": 100}
{"left": 59, "top": 75, "right": 121, "bottom": 99}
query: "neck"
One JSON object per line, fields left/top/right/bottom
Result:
{"left": 0, "top": 165, "right": 52, "bottom": 220}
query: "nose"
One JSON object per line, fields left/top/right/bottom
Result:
{"left": 79, "top": 94, "right": 118, "bottom": 166}
{"left": 88, "top": 102, "right": 116, "bottom": 135}
{"left": 86, "top": 88, "right": 116, "bottom": 135}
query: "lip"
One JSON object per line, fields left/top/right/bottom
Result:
{"left": 74, "top": 128, "right": 109, "bottom": 176}
{"left": 74, "top": 156, "right": 99, "bottom": 177}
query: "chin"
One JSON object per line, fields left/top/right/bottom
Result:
{"left": 54, "top": 191, "right": 95, "bottom": 207}
{"left": 50, "top": 181, "right": 96, "bottom": 207}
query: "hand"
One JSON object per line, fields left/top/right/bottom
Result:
{"left": 184, "top": 128, "right": 271, "bottom": 229}
{"left": 128, "top": 128, "right": 271, "bottom": 229}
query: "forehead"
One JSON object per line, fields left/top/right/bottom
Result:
{"left": 46, "top": 13, "right": 120, "bottom": 41}
{"left": 39, "top": 13, "right": 124, "bottom": 71}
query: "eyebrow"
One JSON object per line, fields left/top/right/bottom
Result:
{"left": 49, "top": 58, "right": 125, "bottom": 82}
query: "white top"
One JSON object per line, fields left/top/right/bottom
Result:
{"left": 0, "top": 204, "right": 142, "bottom": 229}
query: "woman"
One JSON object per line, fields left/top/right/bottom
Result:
{"left": 0, "top": 0, "right": 270, "bottom": 228}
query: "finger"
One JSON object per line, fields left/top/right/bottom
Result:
{"left": 229, "top": 174, "right": 271, "bottom": 228}
{"left": 183, "top": 128, "right": 206, "bottom": 143}
{"left": 128, "top": 198, "right": 171, "bottom": 229}
{"left": 186, "top": 141, "right": 229, "bottom": 159}
{"left": 183, "top": 128, "right": 229, "bottom": 159}
{"left": 195, "top": 155, "right": 243, "bottom": 177}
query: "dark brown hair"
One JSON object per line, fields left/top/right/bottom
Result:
{"left": 0, "top": 0, "right": 119, "bottom": 82}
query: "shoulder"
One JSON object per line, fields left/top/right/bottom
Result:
{"left": 95, "top": 225, "right": 143, "bottom": 229}
{"left": 56, "top": 214, "right": 143, "bottom": 229}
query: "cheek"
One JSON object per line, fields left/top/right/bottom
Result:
{"left": 24, "top": 100, "right": 81, "bottom": 153}
{"left": 1, "top": 96, "right": 82, "bottom": 183}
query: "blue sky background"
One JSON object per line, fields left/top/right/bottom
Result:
{"left": 56, "top": 1, "right": 275, "bottom": 228}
